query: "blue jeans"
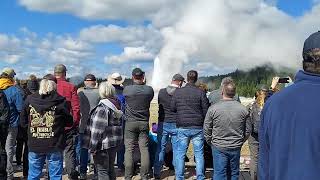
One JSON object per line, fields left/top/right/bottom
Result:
{"left": 28, "top": 151, "right": 63, "bottom": 180}
{"left": 154, "top": 122, "right": 178, "bottom": 177}
{"left": 212, "top": 147, "right": 241, "bottom": 180}
{"left": 175, "top": 128, "right": 205, "bottom": 180}
{"left": 76, "top": 134, "right": 89, "bottom": 174}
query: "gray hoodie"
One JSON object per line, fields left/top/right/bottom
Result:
{"left": 158, "top": 85, "right": 178, "bottom": 123}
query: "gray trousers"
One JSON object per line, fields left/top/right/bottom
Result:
{"left": 124, "top": 121, "right": 150, "bottom": 180}
{"left": 5, "top": 127, "right": 18, "bottom": 178}
{"left": 93, "top": 148, "right": 117, "bottom": 180}
{"left": 249, "top": 137, "right": 259, "bottom": 180}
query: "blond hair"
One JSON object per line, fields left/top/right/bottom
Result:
{"left": 99, "top": 82, "right": 116, "bottom": 99}
{"left": 39, "top": 79, "right": 57, "bottom": 95}
{"left": 256, "top": 90, "right": 267, "bottom": 108}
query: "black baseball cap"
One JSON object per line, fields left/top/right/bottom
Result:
{"left": 84, "top": 74, "right": 96, "bottom": 81}
{"left": 132, "top": 68, "right": 145, "bottom": 76}
{"left": 303, "top": 31, "right": 320, "bottom": 54}
{"left": 43, "top": 74, "right": 57, "bottom": 83}
{"left": 172, "top": 74, "right": 185, "bottom": 82}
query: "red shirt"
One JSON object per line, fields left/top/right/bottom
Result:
{"left": 56, "top": 78, "right": 80, "bottom": 130}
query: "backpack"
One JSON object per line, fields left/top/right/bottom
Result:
{"left": 0, "top": 91, "right": 9, "bottom": 125}
{"left": 116, "top": 94, "right": 126, "bottom": 126}
{"left": 250, "top": 102, "right": 262, "bottom": 134}
{"left": 116, "top": 94, "right": 126, "bottom": 113}
{"left": 0, "top": 91, "right": 7, "bottom": 179}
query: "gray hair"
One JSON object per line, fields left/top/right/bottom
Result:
{"left": 221, "top": 77, "right": 236, "bottom": 98}
{"left": 39, "top": 79, "right": 57, "bottom": 95}
{"left": 99, "top": 82, "right": 116, "bottom": 99}
{"left": 220, "top": 77, "right": 233, "bottom": 87}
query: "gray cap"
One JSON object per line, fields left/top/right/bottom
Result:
{"left": 172, "top": 74, "right": 185, "bottom": 82}
{"left": 257, "top": 84, "right": 269, "bottom": 91}
{"left": 54, "top": 64, "right": 67, "bottom": 73}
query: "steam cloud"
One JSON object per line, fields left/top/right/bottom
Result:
{"left": 152, "top": 0, "right": 320, "bottom": 89}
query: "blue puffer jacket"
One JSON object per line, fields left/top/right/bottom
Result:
{"left": 3, "top": 85, "right": 23, "bottom": 128}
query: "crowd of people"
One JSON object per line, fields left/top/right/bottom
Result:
{"left": 0, "top": 31, "right": 319, "bottom": 180}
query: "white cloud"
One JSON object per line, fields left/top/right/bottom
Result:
{"left": 105, "top": 46, "right": 154, "bottom": 64}
{"left": 0, "top": 34, "right": 25, "bottom": 64}
{"left": 19, "top": 0, "right": 175, "bottom": 21}
{"left": 80, "top": 24, "right": 162, "bottom": 51}
{"left": 151, "top": 0, "right": 320, "bottom": 89}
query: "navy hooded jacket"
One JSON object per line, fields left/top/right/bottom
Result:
{"left": 259, "top": 70, "right": 320, "bottom": 180}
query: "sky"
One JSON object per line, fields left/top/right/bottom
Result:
{"left": 0, "top": 0, "right": 320, "bottom": 88}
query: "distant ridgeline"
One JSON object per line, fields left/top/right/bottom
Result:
{"left": 198, "top": 64, "right": 295, "bottom": 97}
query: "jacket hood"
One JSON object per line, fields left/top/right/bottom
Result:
{"left": 295, "top": 70, "right": 320, "bottom": 84}
{"left": 100, "top": 98, "right": 123, "bottom": 119}
{"left": 0, "top": 78, "right": 14, "bottom": 90}
{"left": 166, "top": 85, "right": 178, "bottom": 95}
{"left": 28, "top": 92, "right": 66, "bottom": 112}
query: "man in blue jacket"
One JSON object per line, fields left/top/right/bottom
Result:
{"left": 0, "top": 68, "right": 23, "bottom": 179}
{"left": 259, "top": 31, "right": 320, "bottom": 180}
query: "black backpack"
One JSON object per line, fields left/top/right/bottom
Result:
{"left": 0, "top": 90, "right": 8, "bottom": 179}
{"left": 250, "top": 102, "right": 262, "bottom": 134}
{"left": 0, "top": 91, "right": 9, "bottom": 125}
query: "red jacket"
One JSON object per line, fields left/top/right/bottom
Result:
{"left": 56, "top": 78, "right": 80, "bottom": 130}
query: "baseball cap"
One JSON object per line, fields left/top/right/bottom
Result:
{"left": 54, "top": 64, "right": 67, "bottom": 73}
{"left": 303, "top": 31, "right": 320, "bottom": 54}
{"left": 2, "top": 68, "right": 16, "bottom": 77}
{"left": 43, "top": 74, "right": 57, "bottom": 83}
{"left": 84, "top": 74, "right": 96, "bottom": 81}
{"left": 172, "top": 74, "right": 185, "bottom": 82}
{"left": 257, "top": 84, "right": 268, "bottom": 92}
{"left": 132, "top": 68, "right": 145, "bottom": 76}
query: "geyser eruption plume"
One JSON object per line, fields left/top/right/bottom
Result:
{"left": 151, "top": 0, "right": 320, "bottom": 89}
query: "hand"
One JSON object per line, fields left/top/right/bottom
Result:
{"left": 271, "top": 77, "right": 280, "bottom": 90}
{"left": 287, "top": 76, "right": 293, "bottom": 83}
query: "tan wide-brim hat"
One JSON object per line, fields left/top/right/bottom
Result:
{"left": 107, "top": 73, "right": 125, "bottom": 85}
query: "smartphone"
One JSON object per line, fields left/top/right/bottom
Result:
{"left": 278, "top": 77, "right": 289, "bottom": 83}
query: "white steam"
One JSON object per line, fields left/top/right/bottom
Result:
{"left": 152, "top": 0, "right": 320, "bottom": 89}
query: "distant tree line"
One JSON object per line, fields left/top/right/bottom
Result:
{"left": 199, "top": 64, "right": 295, "bottom": 97}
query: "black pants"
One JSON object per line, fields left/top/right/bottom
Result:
{"left": 16, "top": 138, "right": 28, "bottom": 176}
{"left": 124, "top": 121, "right": 150, "bottom": 180}
{"left": 0, "top": 124, "right": 8, "bottom": 179}
{"left": 65, "top": 128, "right": 79, "bottom": 180}
{"left": 93, "top": 148, "right": 117, "bottom": 180}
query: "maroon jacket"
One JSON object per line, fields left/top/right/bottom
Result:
{"left": 56, "top": 78, "right": 80, "bottom": 130}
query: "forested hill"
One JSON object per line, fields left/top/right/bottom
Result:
{"left": 199, "top": 64, "right": 296, "bottom": 97}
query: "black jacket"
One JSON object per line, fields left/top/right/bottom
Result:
{"left": 20, "top": 91, "right": 73, "bottom": 153}
{"left": 0, "top": 90, "right": 9, "bottom": 125}
{"left": 171, "top": 83, "right": 210, "bottom": 128}
{"left": 158, "top": 85, "right": 178, "bottom": 123}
